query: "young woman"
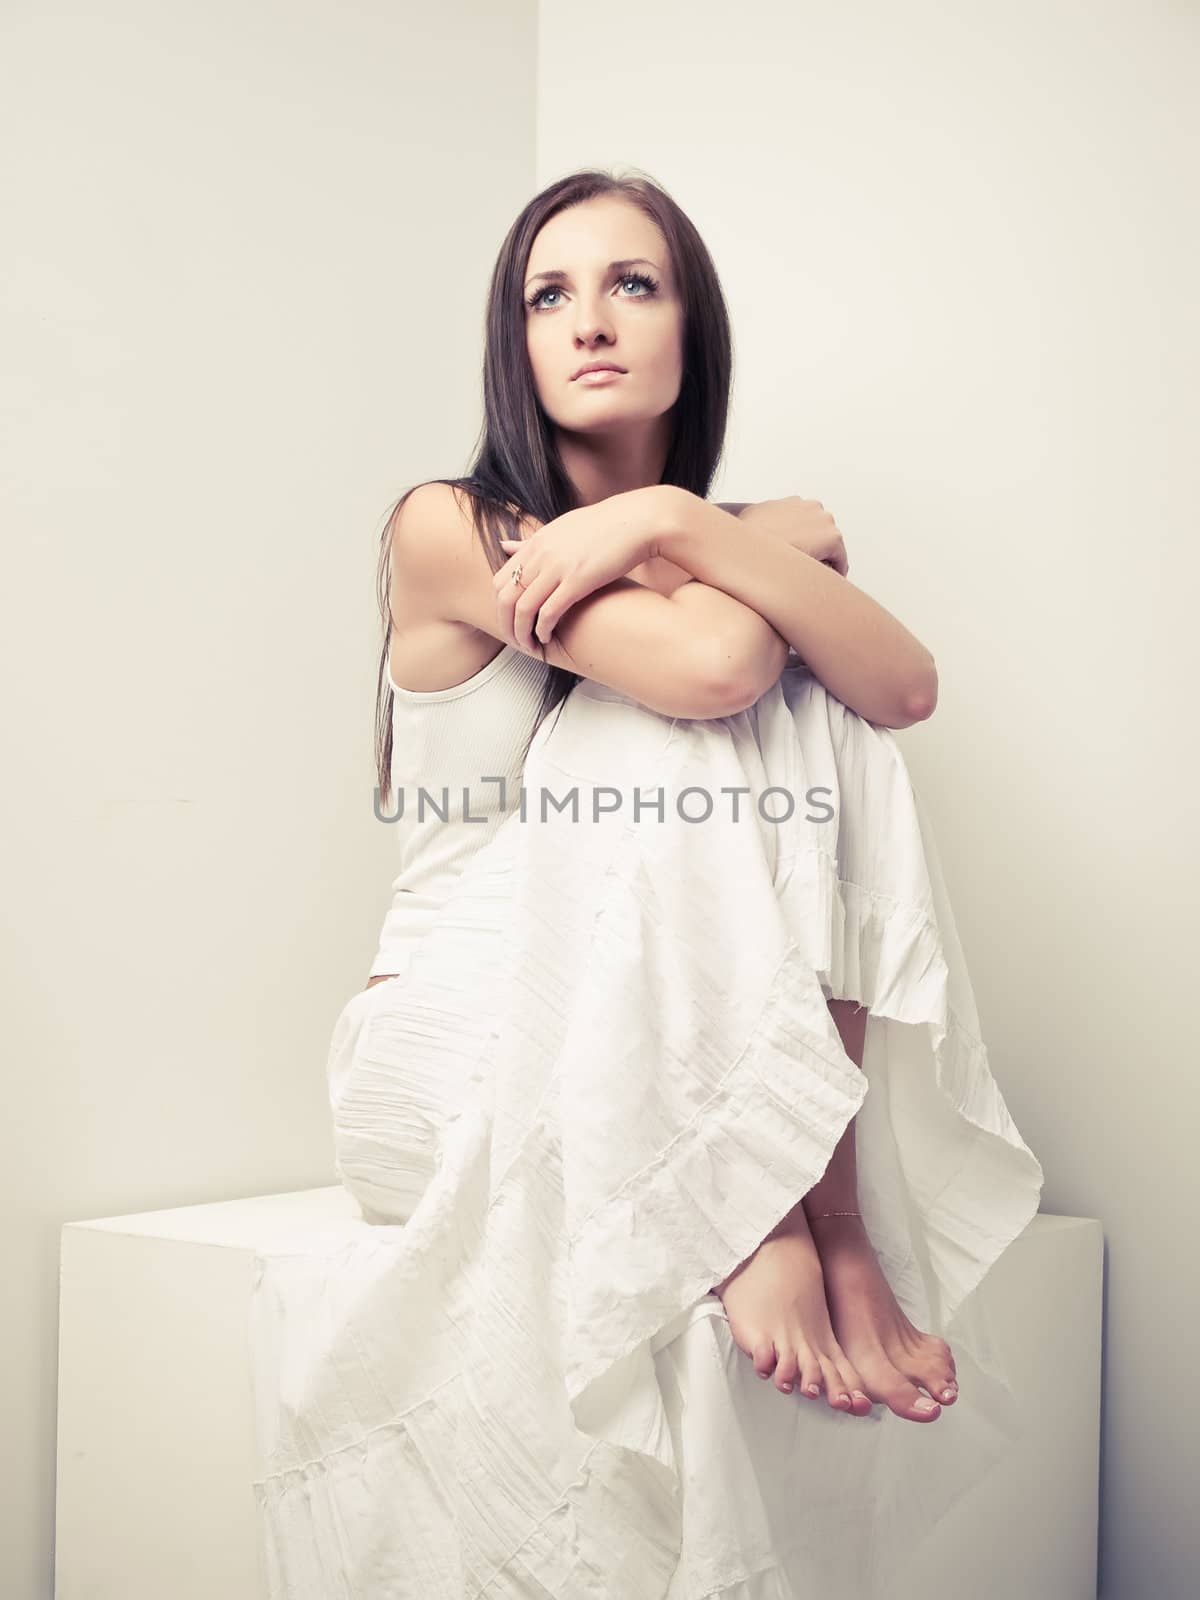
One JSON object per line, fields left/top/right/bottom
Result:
{"left": 252, "top": 169, "right": 1044, "bottom": 1599}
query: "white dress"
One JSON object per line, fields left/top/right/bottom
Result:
{"left": 249, "top": 665, "right": 1044, "bottom": 1599}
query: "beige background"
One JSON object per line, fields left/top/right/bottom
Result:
{"left": 2, "top": 1, "right": 1196, "bottom": 1595}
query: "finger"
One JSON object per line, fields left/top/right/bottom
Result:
{"left": 499, "top": 568, "right": 544, "bottom": 653}
{"left": 535, "top": 611, "right": 557, "bottom": 646}
{"left": 494, "top": 570, "right": 523, "bottom": 644}
{"left": 534, "top": 601, "right": 562, "bottom": 646}
{"left": 512, "top": 594, "right": 540, "bottom": 654}
{"left": 493, "top": 559, "right": 528, "bottom": 596}
{"left": 513, "top": 578, "right": 557, "bottom": 654}
{"left": 533, "top": 577, "right": 582, "bottom": 645}
{"left": 494, "top": 591, "right": 515, "bottom": 648}
{"left": 496, "top": 572, "right": 534, "bottom": 647}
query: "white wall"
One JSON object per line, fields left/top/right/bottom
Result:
{"left": 537, "top": 2, "right": 1199, "bottom": 1594}
{"left": 0, "top": 1, "right": 536, "bottom": 1594}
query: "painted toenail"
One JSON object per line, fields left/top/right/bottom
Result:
{"left": 780, "top": 1382, "right": 793, "bottom": 1392}
{"left": 914, "top": 1397, "right": 937, "bottom": 1411}
{"left": 806, "top": 1384, "right": 820, "bottom": 1396}
{"left": 943, "top": 1387, "right": 956, "bottom": 1400}
{"left": 852, "top": 1391, "right": 868, "bottom": 1402}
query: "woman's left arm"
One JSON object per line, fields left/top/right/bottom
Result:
{"left": 655, "top": 489, "right": 938, "bottom": 728}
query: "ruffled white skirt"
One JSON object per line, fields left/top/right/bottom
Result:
{"left": 249, "top": 667, "right": 1044, "bottom": 1599}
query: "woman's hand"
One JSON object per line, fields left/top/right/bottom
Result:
{"left": 735, "top": 496, "right": 850, "bottom": 578}
{"left": 490, "top": 486, "right": 667, "bottom": 654}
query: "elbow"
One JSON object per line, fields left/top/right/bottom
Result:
{"left": 868, "top": 656, "right": 938, "bottom": 730}
{"left": 894, "top": 657, "right": 938, "bottom": 727}
{"left": 709, "top": 636, "right": 791, "bottom": 718}
{"left": 709, "top": 680, "right": 759, "bottom": 719}
{"left": 705, "top": 643, "right": 938, "bottom": 728}
{"left": 695, "top": 657, "right": 755, "bottom": 721}
{"left": 697, "top": 663, "right": 751, "bottom": 720}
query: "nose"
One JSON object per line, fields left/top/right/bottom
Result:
{"left": 573, "top": 297, "right": 616, "bottom": 349}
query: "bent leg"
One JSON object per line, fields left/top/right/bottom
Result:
{"left": 801, "top": 998, "right": 867, "bottom": 1221}
{"left": 805, "top": 1000, "right": 960, "bottom": 1417}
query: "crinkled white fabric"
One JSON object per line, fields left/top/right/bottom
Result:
{"left": 250, "top": 668, "right": 1044, "bottom": 1599}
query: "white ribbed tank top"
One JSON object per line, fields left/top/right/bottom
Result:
{"left": 368, "top": 641, "right": 554, "bottom": 978}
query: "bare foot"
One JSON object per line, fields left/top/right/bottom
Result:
{"left": 711, "top": 1206, "right": 875, "bottom": 1417}
{"left": 807, "top": 1214, "right": 959, "bottom": 1423}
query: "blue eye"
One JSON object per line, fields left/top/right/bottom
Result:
{"left": 526, "top": 270, "right": 659, "bottom": 311}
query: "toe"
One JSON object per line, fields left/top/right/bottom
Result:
{"left": 773, "top": 1346, "right": 800, "bottom": 1395}
{"left": 903, "top": 1361, "right": 957, "bottom": 1405}
{"left": 796, "top": 1350, "right": 823, "bottom": 1401}
{"left": 883, "top": 1377, "right": 942, "bottom": 1422}
{"left": 935, "top": 1343, "right": 959, "bottom": 1404}
{"left": 837, "top": 1364, "right": 874, "bottom": 1417}
{"left": 902, "top": 1337, "right": 958, "bottom": 1405}
{"left": 752, "top": 1338, "right": 779, "bottom": 1381}
{"left": 818, "top": 1356, "right": 855, "bottom": 1413}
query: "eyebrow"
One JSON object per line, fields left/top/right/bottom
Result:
{"left": 524, "top": 257, "right": 662, "bottom": 290}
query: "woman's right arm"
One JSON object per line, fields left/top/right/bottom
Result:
{"left": 389, "top": 482, "right": 788, "bottom": 721}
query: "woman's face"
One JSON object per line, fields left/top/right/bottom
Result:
{"left": 523, "top": 197, "right": 684, "bottom": 436}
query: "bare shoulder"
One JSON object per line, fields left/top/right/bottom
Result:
{"left": 389, "top": 482, "right": 484, "bottom": 607}
{"left": 386, "top": 481, "right": 504, "bottom": 689}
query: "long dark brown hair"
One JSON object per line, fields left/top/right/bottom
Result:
{"left": 373, "top": 165, "right": 735, "bottom": 806}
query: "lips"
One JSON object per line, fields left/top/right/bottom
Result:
{"left": 573, "top": 363, "right": 626, "bottom": 380}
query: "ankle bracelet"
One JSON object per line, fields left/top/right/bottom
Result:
{"left": 807, "top": 1210, "right": 861, "bottom": 1219}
